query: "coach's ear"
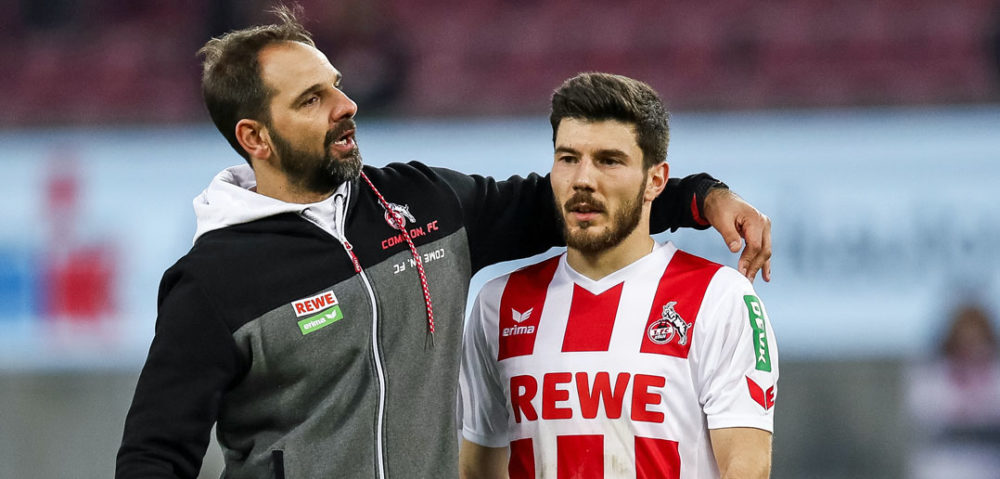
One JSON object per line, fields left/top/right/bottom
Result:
{"left": 644, "top": 161, "right": 669, "bottom": 202}
{"left": 235, "top": 119, "right": 273, "bottom": 165}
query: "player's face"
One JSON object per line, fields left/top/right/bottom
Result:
{"left": 551, "top": 118, "right": 650, "bottom": 254}
{"left": 258, "top": 41, "right": 362, "bottom": 193}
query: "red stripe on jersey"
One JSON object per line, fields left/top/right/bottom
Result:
{"left": 498, "top": 256, "right": 561, "bottom": 361}
{"left": 557, "top": 434, "right": 604, "bottom": 479}
{"left": 562, "top": 282, "right": 624, "bottom": 352}
{"left": 640, "top": 251, "right": 722, "bottom": 358}
{"left": 635, "top": 436, "right": 681, "bottom": 479}
{"left": 509, "top": 438, "right": 536, "bottom": 479}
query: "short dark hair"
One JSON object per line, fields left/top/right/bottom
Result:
{"left": 197, "top": 5, "right": 315, "bottom": 162}
{"left": 550, "top": 72, "right": 669, "bottom": 169}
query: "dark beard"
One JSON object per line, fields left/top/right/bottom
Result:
{"left": 557, "top": 178, "right": 646, "bottom": 255}
{"left": 270, "top": 119, "right": 362, "bottom": 195}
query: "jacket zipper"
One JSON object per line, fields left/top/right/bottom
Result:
{"left": 351, "top": 253, "right": 387, "bottom": 479}
{"left": 302, "top": 191, "right": 388, "bottom": 479}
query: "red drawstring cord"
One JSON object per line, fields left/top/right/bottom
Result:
{"left": 359, "top": 172, "right": 435, "bottom": 335}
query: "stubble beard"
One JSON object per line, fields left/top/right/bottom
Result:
{"left": 558, "top": 180, "right": 646, "bottom": 255}
{"left": 270, "top": 119, "right": 362, "bottom": 195}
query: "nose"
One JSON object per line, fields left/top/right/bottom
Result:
{"left": 330, "top": 88, "right": 358, "bottom": 123}
{"left": 570, "top": 158, "right": 597, "bottom": 192}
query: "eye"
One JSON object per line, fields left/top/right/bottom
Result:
{"left": 556, "top": 155, "right": 578, "bottom": 164}
{"left": 301, "top": 95, "right": 320, "bottom": 107}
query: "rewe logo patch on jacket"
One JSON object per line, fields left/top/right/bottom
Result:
{"left": 292, "top": 290, "right": 343, "bottom": 335}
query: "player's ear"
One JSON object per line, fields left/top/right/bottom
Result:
{"left": 236, "top": 119, "right": 273, "bottom": 165}
{"left": 645, "top": 161, "right": 668, "bottom": 201}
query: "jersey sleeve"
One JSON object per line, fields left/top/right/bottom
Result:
{"left": 691, "top": 267, "right": 779, "bottom": 432}
{"left": 459, "top": 276, "right": 511, "bottom": 448}
{"left": 427, "top": 164, "right": 722, "bottom": 272}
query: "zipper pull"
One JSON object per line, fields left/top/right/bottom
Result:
{"left": 343, "top": 240, "right": 362, "bottom": 273}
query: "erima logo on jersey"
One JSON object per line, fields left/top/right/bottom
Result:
{"left": 297, "top": 306, "right": 343, "bottom": 335}
{"left": 384, "top": 202, "right": 416, "bottom": 230}
{"left": 647, "top": 301, "right": 690, "bottom": 345}
{"left": 503, "top": 308, "right": 535, "bottom": 336}
{"left": 746, "top": 376, "right": 775, "bottom": 410}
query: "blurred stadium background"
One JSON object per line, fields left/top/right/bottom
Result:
{"left": 2, "top": 0, "right": 999, "bottom": 477}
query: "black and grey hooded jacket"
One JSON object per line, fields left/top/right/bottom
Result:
{"left": 116, "top": 161, "right": 717, "bottom": 479}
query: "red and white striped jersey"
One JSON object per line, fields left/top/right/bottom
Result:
{"left": 460, "top": 241, "right": 778, "bottom": 479}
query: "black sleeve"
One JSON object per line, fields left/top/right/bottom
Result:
{"left": 652, "top": 173, "right": 726, "bottom": 233}
{"left": 431, "top": 165, "right": 723, "bottom": 273}
{"left": 116, "top": 270, "right": 243, "bottom": 479}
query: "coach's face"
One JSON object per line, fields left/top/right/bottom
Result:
{"left": 258, "top": 41, "right": 361, "bottom": 193}
{"left": 551, "top": 118, "right": 666, "bottom": 254}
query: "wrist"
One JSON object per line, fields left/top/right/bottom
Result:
{"left": 695, "top": 180, "right": 729, "bottom": 226}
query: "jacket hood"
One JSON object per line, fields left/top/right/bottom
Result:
{"left": 192, "top": 164, "right": 310, "bottom": 243}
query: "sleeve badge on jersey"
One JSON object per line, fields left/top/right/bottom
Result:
{"left": 746, "top": 376, "right": 776, "bottom": 410}
{"left": 647, "top": 301, "right": 691, "bottom": 346}
{"left": 744, "top": 295, "right": 772, "bottom": 372}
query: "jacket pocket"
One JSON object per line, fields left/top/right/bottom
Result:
{"left": 272, "top": 450, "right": 286, "bottom": 479}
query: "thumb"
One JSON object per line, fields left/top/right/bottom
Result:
{"left": 718, "top": 220, "right": 742, "bottom": 252}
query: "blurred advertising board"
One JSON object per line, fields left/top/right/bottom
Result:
{"left": 1, "top": 107, "right": 997, "bottom": 368}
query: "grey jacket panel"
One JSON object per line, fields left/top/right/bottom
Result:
{"left": 218, "top": 233, "right": 469, "bottom": 479}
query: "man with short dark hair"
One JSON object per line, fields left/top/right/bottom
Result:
{"left": 116, "top": 8, "right": 773, "bottom": 479}
{"left": 459, "top": 73, "right": 777, "bottom": 478}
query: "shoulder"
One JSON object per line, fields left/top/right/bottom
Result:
{"left": 667, "top": 247, "right": 750, "bottom": 292}
{"left": 364, "top": 161, "right": 466, "bottom": 186}
{"left": 362, "top": 162, "right": 470, "bottom": 209}
{"left": 480, "top": 255, "right": 561, "bottom": 299}
{"left": 473, "top": 255, "right": 562, "bottom": 316}
{"left": 664, "top": 247, "right": 760, "bottom": 329}
{"left": 709, "top": 265, "right": 754, "bottom": 293}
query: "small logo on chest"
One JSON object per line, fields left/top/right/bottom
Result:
{"left": 646, "top": 301, "right": 691, "bottom": 345}
{"left": 503, "top": 308, "right": 535, "bottom": 336}
{"left": 384, "top": 202, "right": 416, "bottom": 230}
{"left": 291, "top": 290, "right": 343, "bottom": 335}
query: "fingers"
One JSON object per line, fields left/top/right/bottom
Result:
{"left": 738, "top": 213, "right": 772, "bottom": 283}
{"left": 760, "top": 222, "right": 772, "bottom": 282}
{"left": 703, "top": 187, "right": 773, "bottom": 282}
{"left": 717, "top": 219, "right": 743, "bottom": 253}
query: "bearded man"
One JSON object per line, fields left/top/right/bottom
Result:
{"left": 116, "top": 9, "right": 773, "bottom": 479}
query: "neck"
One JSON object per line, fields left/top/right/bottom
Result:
{"left": 253, "top": 166, "right": 335, "bottom": 204}
{"left": 566, "top": 224, "right": 656, "bottom": 281}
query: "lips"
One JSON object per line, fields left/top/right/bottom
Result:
{"left": 326, "top": 120, "right": 357, "bottom": 152}
{"left": 564, "top": 194, "right": 605, "bottom": 223}
{"left": 331, "top": 129, "right": 355, "bottom": 150}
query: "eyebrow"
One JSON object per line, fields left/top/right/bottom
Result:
{"left": 554, "top": 146, "right": 580, "bottom": 155}
{"left": 555, "top": 146, "right": 629, "bottom": 158}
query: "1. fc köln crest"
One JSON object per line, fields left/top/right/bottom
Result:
{"left": 383, "top": 202, "right": 416, "bottom": 231}
{"left": 647, "top": 301, "right": 691, "bottom": 346}
{"left": 640, "top": 299, "right": 700, "bottom": 359}
{"left": 639, "top": 250, "right": 720, "bottom": 359}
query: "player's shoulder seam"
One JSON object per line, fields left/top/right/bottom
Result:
{"left": 483, "top": 255, "right": 560, "bottom": 294}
